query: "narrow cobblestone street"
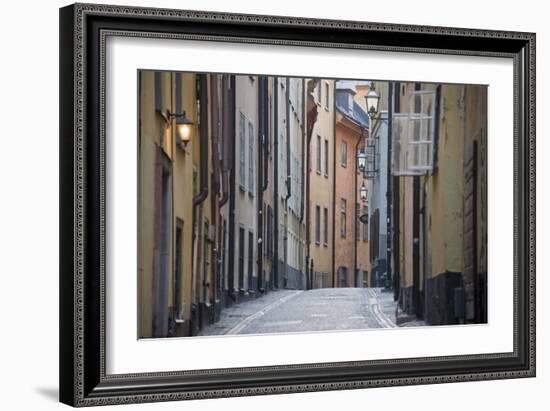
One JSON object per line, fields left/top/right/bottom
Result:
{"left": 199, "top": 288, "right": 424, "bottom": 336}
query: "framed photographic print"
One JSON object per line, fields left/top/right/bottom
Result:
{"left": 59, "top": 2, "right": 536, "bottom": 407}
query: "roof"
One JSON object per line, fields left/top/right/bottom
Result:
{"left": 335, "top": 93, "right": 369, "bottom": 128}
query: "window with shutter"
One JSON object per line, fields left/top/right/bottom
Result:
{"left": 340, "top": 199, "right": 347, "bottom": 238}
{"left": 316, "top": 135, "right": 321, "bottom": 173}
{"left": 239, "top": 112, "right": 246, "bottom": 189}
{"left": 391, "top": 89, "right": 437, "bottom": 175}
{"left": 248, "top": 121, "right": 254, "bottom": 194}
{"left": 315, "top": 205, "right": 321, "bottom": 244}
{"left": 341, "top": 142, "right": 347, "bottom": 167}
{"left": 324, "top": 139, "right": 329, "bottom": 177}
{"left": 323, "top": 207, "right": 328, "bottom": 245}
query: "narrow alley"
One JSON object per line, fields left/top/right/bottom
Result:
{"left": 199, "top": 288, "right": 423, "bottom": 336}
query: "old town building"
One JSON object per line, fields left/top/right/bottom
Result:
{"left": 334, "top": 81, "right": 370, "bottom": 288}
{"left": 390, "top": 81, "right": 488, "bottom": 324}
{"left": 306, "top": 79, "right": 335, "bottom": 289}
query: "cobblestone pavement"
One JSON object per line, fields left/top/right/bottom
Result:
{"left": 196, "top": 289, "right": 302, "bottom": 336}
{"left": 198, "top": 287, "right": 425, "bottom": 336}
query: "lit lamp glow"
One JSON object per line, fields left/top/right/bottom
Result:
{"left": 357, "top": 151, "right": 367, "bottom": 172}
{"left": 359, "top": 182, "right": 368, "bottom": 201}
{"left": 175, "top": 116, "right": 193, "bottom": 146}
{"left": 167, "top": 110, "right": 194, "bottom": 148}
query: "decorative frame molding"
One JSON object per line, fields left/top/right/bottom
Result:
{"left": 60, "top": 3, "right": 535, "bottom": 407}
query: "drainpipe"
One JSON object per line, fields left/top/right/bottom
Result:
{"left": 285, "top": 77, "right": 291, "bottom": 203}
{"left": 386, "top": 82, "right": 394, "bottom": 292}
{"left": 257, "top": 76, "right": 268, "bottom": 293}
{"left": 300, "top": 78, "right": 306, "bottom": 224}
{"left": 219, "top": 75, "right": 230, "bottom": 208}
{"left": 193, "top": 74, "right": 209, "bottom": 208}
{"left": 261, "top": 77, "right": 269, "bottom": 193}
{"left": 191, "top": 74, "right": 209, "bottom": 328}
{"left": 273, "top": 77, "right": 280, "bottom": 289}
{"left": 354, "top": 127, "right": 365, "bottom": 288}
{"left": 210, "top": 75, "right": 221, "bottom": 198}
{"left": 284, "top": 78, "right": 291, "bottom": 288}
{"left": 300, "top": 78, "right": 307, "bottom": 289}
{"left": 209, "top": 75, "right": 222, "bottom": 307}
{"left": 305, "top": 91, "right": 312, "bottom": 290}
{"left": 227, "top": 75, "right": 237, "bottom": 302}
{"left": 304, "top": 80, "right": 319, "bottom": 290}
{"left": 332, "top": 88, "right": 337, "bottom": 288}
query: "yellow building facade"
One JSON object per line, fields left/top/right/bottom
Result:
{"left": 392, "top": 81, "right": 488, "bottom": 324}
{"left": 138, "top": 71, "right": 199, "bottom": 338}
{"left": 308, "top": 79, "right": 335, "bottom": 288}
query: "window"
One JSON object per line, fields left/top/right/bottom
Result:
{"left": 356, "top": 203, "right": 360, "bottom": 241}
{"left": 316, "top": 135, "right": 321, "bottom": 173}
{"left": 325, "top": 82, "right": 330, "bottom": 109}
{"left": 391, "top": 89, "right": 436, "bottom": 176}
{"left": 239, "top": 113, "right": 246, "bottom": 188}
{"left": 315, "top": 205, "right": 321, "bottom": 244}
{"left": 324, "top": 139, "right": 329, "bottom": 177}
{"left": 323, "top": 207, "right": 328, "bottom": 245}
{"left": 317, "top": 80, "right": 322, "bottom": 103}
{"left": 362, "top": 205, "right": 368, "bottom": 241}
{"left": 248, "top": 121, "right": 255, "bottom": 194}
{"left": 341, "top": 141, "right": 347, "bottom": 167}
{"left": 407, "top": 90, "right": 435, "bottom": 172}
{"left": 340, "top": 199, "right": 347, "bottom": 238}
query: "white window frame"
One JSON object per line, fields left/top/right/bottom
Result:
{"left": 248, "top": 120, "right": 255, "bottom": 194}
{"left": 239, "top": 112, "right": 246, "bottom": 189}
{"left": 391, "top": 90, "right": 436, "bottom": 176}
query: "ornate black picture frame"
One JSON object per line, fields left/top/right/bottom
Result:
{"left": 59, "top": 3, "right": 535, "bottom": 407}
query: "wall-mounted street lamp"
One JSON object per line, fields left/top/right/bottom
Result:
{"left": 167, "top": 110, "right": 194, "bottom": 148}
{"left": 359, "top": 182, "right": 368, "bottom": 201}
{"left": 365, "top": 83, "right": 380, "bottom": 119}
{"left": 362, "top": 82, "right": 381, "bottom": 179}
{"left": 357, "top": 150, "right": 367, "bottom": 172}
